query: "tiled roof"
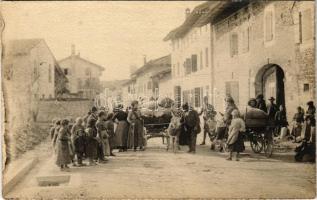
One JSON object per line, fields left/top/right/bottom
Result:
{"left": 132, "top": 54, "right": 171, "bottom": 76}
{"left": 4, "top": 38, "right": 43, "bottom": 56}
{"left": 59, "top": 55, "right": 105, "bottom": 71}
{"left": 163, "top": 1, "right": 232, "bottom": 41}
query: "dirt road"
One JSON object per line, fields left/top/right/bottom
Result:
{"left": 6, "top": 137, "right": 316, "bottom": 199}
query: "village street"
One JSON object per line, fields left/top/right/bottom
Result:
{"left": 6, "top": 134, "right": 316, "bottom": 199}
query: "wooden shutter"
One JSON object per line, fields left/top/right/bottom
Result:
{"left": 205, "top": 48, "right": 209, "bottom": 67}
{"left": 200, "top": 51, "right": 203, "bottom": 69}
{"left": 302, "top": 9, "right": 312, "bottom": 41}
{"left": 230, "top": 34, "right": 238, "bottom": 56}
{"left": 191, "top": 54, "right": 197, "bottom": 72}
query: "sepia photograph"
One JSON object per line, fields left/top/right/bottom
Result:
{"left": 1, "top": 0, "right": 316, "bottom": 199}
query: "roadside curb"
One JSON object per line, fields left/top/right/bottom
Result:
{"left": 3, "top": 157, "right": 39, "bottom": 195}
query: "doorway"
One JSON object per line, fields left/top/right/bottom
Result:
{"left": 255, "top": 64, "right": 285, "bottom": 107}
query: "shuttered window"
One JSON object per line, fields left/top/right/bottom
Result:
{"left": 194, "top": 87, "right": 201, "bottom": 108}
{"left": 302, "top": 9, "right": 313, "bottom": 41}
{"left": 191, "top": 54, "right": 198, "bottom": 72}
{"left": 230, "top": 33, "right": 239, "bottom": 57}
{"left": 242, "top": 27, "right": 250, "bottom": 53}
{"left": 265, "top": 11, "right": 273, "bottom": 42}
{"left": 174, "top": 86, "right": 181, "bottom": 107}
{"left": 225, "top": 81, "right": 239, "bottom": 104}
{"left": 184, "top": 58, "right": 192, "bottom": 75}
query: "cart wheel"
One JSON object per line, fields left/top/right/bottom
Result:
{"left": 250, "top": 135, "right": 263, "bottom": 153}
{"left": 264, "top": 139, "right": 273, "bottom": 157}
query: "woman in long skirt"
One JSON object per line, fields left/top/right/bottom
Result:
{"left": 226, "top": 109, "right": 245, "bottom": 161}
{"left": 113, "top": 105, "right": 129, "bottom": 152}
{"left": 56, "top": 119, "right": 72, "bottom": 171}
{"left": 127, "top": 100, "right": 145, "bottom": 151}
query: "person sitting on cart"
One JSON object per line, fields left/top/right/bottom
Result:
{"left": 226, "top": 109, "right": 246, "bottom": 161}
{"left": 199, "top": 96, "right": 217, "bottom": 145}
{"left": 256, "top": 94, "right": 267, "bottom": 113}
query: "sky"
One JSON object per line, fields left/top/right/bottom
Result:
{"left": 1, "top": 1, "right": 203, "bottom": 81}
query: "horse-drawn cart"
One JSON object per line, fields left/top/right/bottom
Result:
{"left": 244, "top": 107, "right": 274, "bottom": 157}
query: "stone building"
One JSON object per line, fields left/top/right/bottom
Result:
{"left": 164, "top": 2, "right": 223, "bottom": 109}
{"left": 211, "top": 1, "right": 315, "bottom": 118}
{"left": 2, "top": 38, "right": 67, "bottom": 160}
{"left": 59, "top": 45, "right": 105, "bottom": 100}
{"left": 132, "top": 55, "right": 171, "bottom": 101}
{"left": 165, "top": 1, "right": 315, "bottom": 119}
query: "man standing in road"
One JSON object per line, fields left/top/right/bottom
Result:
{"left": 199, "top": 96, "right": 217, "bottom": 145}
{"left": 181, "top": 103, "right": 201, "bottom": 153}
{"left": 267, "top": 97, "right": 278, "bottom": 126}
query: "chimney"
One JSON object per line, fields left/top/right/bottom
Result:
{"left": 185, "top": 8, "right": 191, "bottom": 19}
{"left": 71, "top": 44, "right": 75, "bottom": 56}
{"left": 143, "top": 55, "right": 147, "bottom": 65}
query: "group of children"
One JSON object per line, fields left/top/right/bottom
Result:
{"left": 50, "top": 107, "right": 117, "bottom": 171}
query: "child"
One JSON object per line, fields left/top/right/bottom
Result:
{"left": 226, "top": 109, "right": 245, "bottom": 161}
{"left": 56, "top": 119, "right": 72, "bottom": 171}
{"left": 211, "top": 114, "right": 226, "bottom": 152}
{"left": 71, "top": 117, "right": 86, "bottom": 166}
{"left": 105, "top": 113, "right": 116, "bottom": 156}
{"left": 96, "top": 111, "right": 110, "bottom": 161}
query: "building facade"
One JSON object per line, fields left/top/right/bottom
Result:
{"left": 211, "top": 1, "right": 315, "bottom": 118}
{"left": 2, "top": 38, "right": 67, "bottom": 159}
{"left": 59, "top": 45, "right": 105, "bottom": 99}
{"left": 164, "top": 2, "right": 223, "bottom": 109}
{"left": 132, "top": 55, "right": 171, "bottom": 101}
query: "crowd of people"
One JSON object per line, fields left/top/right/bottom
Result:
{"left": 50, "top": 100, "right": 146, "bottom": 171}
{"left": 49, "top": 95, "right": 316, "bottom": 171}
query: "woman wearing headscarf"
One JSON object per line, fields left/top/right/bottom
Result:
{"left": 56, "top": 119, "right": 72, "bottom": 171}
{"left": 113, "top": 104, "right": 129, "bottom": 152}
{"left": 226, "top": 109, "right": 245, "bottom": 161}
{"left": 127, "top": 100, "right": 145, "bottom": 151}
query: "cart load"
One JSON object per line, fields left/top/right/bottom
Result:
{"left": 242, "top": 107, "right": 268, "bottom": 127}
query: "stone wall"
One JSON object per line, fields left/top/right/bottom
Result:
{"left": 37, "top": 100, "right": 94, "bottom": 122}
{"left": 212, "top": 1, "right": 315, "bottom": 120}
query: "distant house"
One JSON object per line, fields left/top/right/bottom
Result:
{"left": 58, "top": 45, "right": 105, "bottom": 100}
{"left": 99, "top": 79, "right": 130, "bottom": 108}
{"left": 3, "top": 38, "right": 67, "bottom": 101}
{"left": 150, "top": 68, "right": 172, "bottom": 100}
{"left": 132, "top": 55, "right": 171, "bottom": 101}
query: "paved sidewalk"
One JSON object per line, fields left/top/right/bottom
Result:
{"left": 5, "top": 137, "right": 316, "bottom": 199}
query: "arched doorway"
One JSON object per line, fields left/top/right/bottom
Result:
{"left": 255, "top": 64, "right": 285, "bottom": 107}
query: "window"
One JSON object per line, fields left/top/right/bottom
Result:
{"left": 147, "top": 81, "right": 152, "bottom": 90}
{"left": 200, "top": 51, "right": 203, "bottom": 69}
{"left": 85, "top": 68, "right": 91, "bottom": 76}
{"left": 301, "top": 9, "right": 313, "bottom": 41}
{"left": 184, "top": 58, "right": 192, "bottom": 75}
{"left": 205, "top": 85, "right": 210, "bottom": 103}
{"left": 48, "top": 64, "right": 52, "bottom": 83}
{"left": 191, "top": 54, "right": 198, "bottom": 72}
{"left": 304, "top": 83, "right": 310, "bottom": 92}
{"left": 205, "top": 48, "right": 209, "bottom": 67}
{"left": 242, "top": 27, "right": 250, "bottom": 53}
{"left": 174, "top": 86, "right": 182, "bottom": 108}
{"left": 177, "top": 63, "right": 180, "bottom": 76}
{"left": 183, "top": 90, "right": 190, "bottom": 105}
{"left": 225, "top": 81, "right": 239, "bottom": 104}
{"left": 64, "top": 68, "right": 68, "bottom": 75}
{"left": 230, "top": 33, "right": 239, "bottom": 57}
{"left": 265, "top": 11, "right": 273, "bottom": 42}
